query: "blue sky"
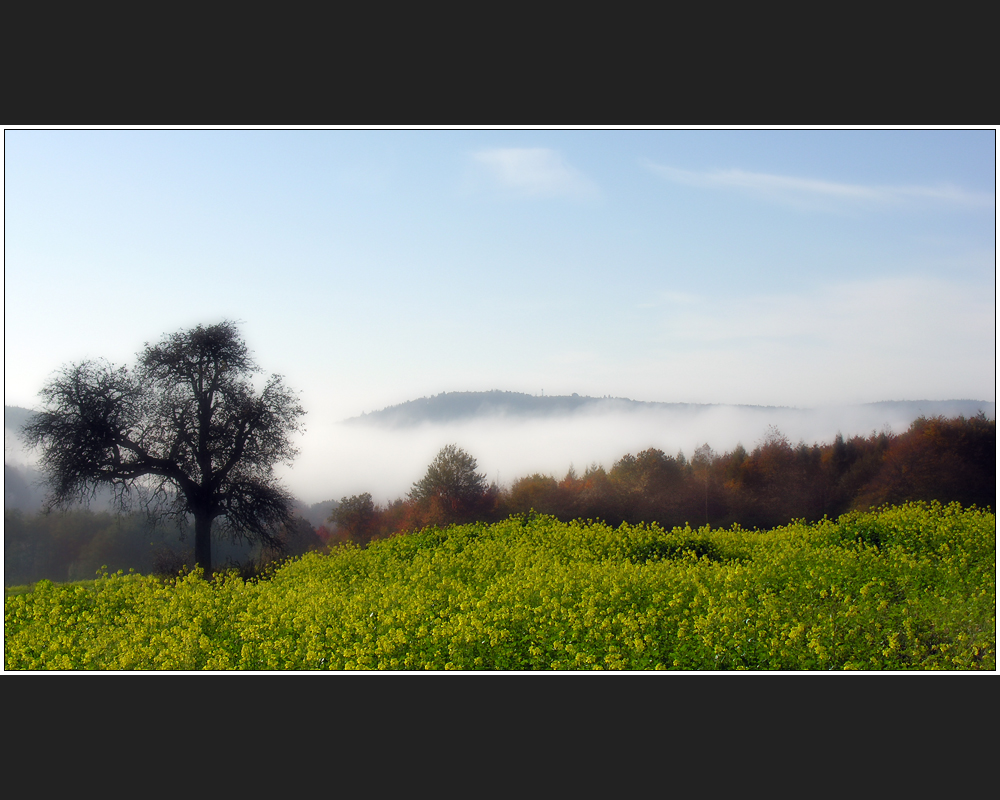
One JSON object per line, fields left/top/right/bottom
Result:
{"left": 4, "top": 129, "right": 995, "bottom": 501}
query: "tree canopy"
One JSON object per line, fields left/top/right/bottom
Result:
{"left": 409, "top": 444, "right": 487, "bottom": 505}
{"left": 407, "top": 444, "right": 494, "bottom": 526}
{"left": 22, "top": 321, "right": 305, "bottom": 577}
{"left": 329, "top": 493, "right": 378, "bottom": 544}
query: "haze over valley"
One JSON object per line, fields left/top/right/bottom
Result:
{"left": 280, "top": 393, "right": 999, "bottom": 505}
{"left": 10, "top": 394, "right": 993, "bottom": 509}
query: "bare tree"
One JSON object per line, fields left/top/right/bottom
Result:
{"left": 22, "top": 321, "right": 305, "bottom": 577}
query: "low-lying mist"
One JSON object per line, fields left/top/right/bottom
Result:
{"left": 8, "top": 401, "right": 993, "bottom": 513}
{"left": 280, "top": 402, "right": 994, "bottom": 506}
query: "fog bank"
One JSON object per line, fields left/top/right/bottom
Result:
{"left": 281, "top": 401, "right": 995, "bottom": 505}
{"left": 8, "top": 401, "right": 993, "bottom": 510}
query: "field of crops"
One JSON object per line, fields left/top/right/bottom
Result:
{"left": 4, "top": 501, "right": 994, "bottom": 670}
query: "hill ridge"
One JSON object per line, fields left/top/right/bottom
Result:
{"left": 344, "top": 391, "right": 995, "bottom": 428}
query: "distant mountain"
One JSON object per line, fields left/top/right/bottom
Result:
{"left": 858, "top": 399, "right": 995, "bottom": 418}
{"left": 5, "top": 405, "right": 38, "bottom": 466}
{"left": 345, "top": 391, "right": 995, "bottom": 428}
{"left": 346, "top": 391, "right": 790, "bottom": 427}
{"left": 345, "top": 391, "right": 691, "bottom": 427}
{"left": 5, "top": 405, "right": 37, "bottom": 433}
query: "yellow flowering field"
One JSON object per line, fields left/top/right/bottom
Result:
{"left": 4, "top": 501, "right": 994, "bottom": 670}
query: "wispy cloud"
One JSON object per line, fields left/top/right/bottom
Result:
{"left": 636, "top": 276, "right": 995, "bottom": 406}
{"left": 659, "top": 276, "right": 993, "bottom": 345}
{"left": 643, "top": 162, "right": 994, "bottom": 211}
{"left": 472, "top": 148, "right": 599, "bottom": 200}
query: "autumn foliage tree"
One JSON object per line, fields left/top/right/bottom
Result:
{"left": 329, "top": 492, "right": 380, "bottom": 545}
{"left": 609, "top": 448, "right": 687, "bottom": 525}
{"left": 507, "top": 473, "right": 560, "bottom": 516}
{"left": 853, "top": 414, "right": 995, "bottom": 511}
{"left": 408, "top": 444, "right": 497, "bottom": 526}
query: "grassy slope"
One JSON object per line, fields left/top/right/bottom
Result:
{"left": 4, "top": 502, "right": 994, "bottom": 671}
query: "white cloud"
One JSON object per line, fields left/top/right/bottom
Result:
{"left": 472, "top": 148, "right": 599, "bottom": 200}
{"left": 643, "top": 162, "right": 994, "bottom": 211}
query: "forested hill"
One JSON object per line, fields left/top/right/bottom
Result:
{"left": 5, "top": 405, "right": 36, "bottom": 432}
{"left": 344, "top": 392, "right": 995, "bottom": 428}
{"left": 346, "top": 391, "right": 782, "bottom": 427}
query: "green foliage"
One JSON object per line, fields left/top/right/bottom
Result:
{"left": 409, "top": 444, "right": 488, "bottom": 505}
{"left": 406, "top": 444, "right": 497, "bottom": 527}
{"left": 329, "top": 493, "right": 378, "bottom": 545}
{"left": 4, "top": 502, "right": 993, "bottom": 671}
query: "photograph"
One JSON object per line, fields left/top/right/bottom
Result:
{"left": 4, "top": 127, "right": 995, "bottom": 671}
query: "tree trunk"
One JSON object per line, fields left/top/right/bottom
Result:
{"left": 194, "top": 510, "right": 214, "bottom": 579}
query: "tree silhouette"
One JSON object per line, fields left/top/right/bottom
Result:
{"left": 22, "top": 321, "right": 305, "bottom": 577}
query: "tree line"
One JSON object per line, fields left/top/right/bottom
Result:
{"left": 326, "top": 413, "right": 995, "bottom": 546}
{"left": 16, "top": 411, "right": 988, "bottom": 585}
